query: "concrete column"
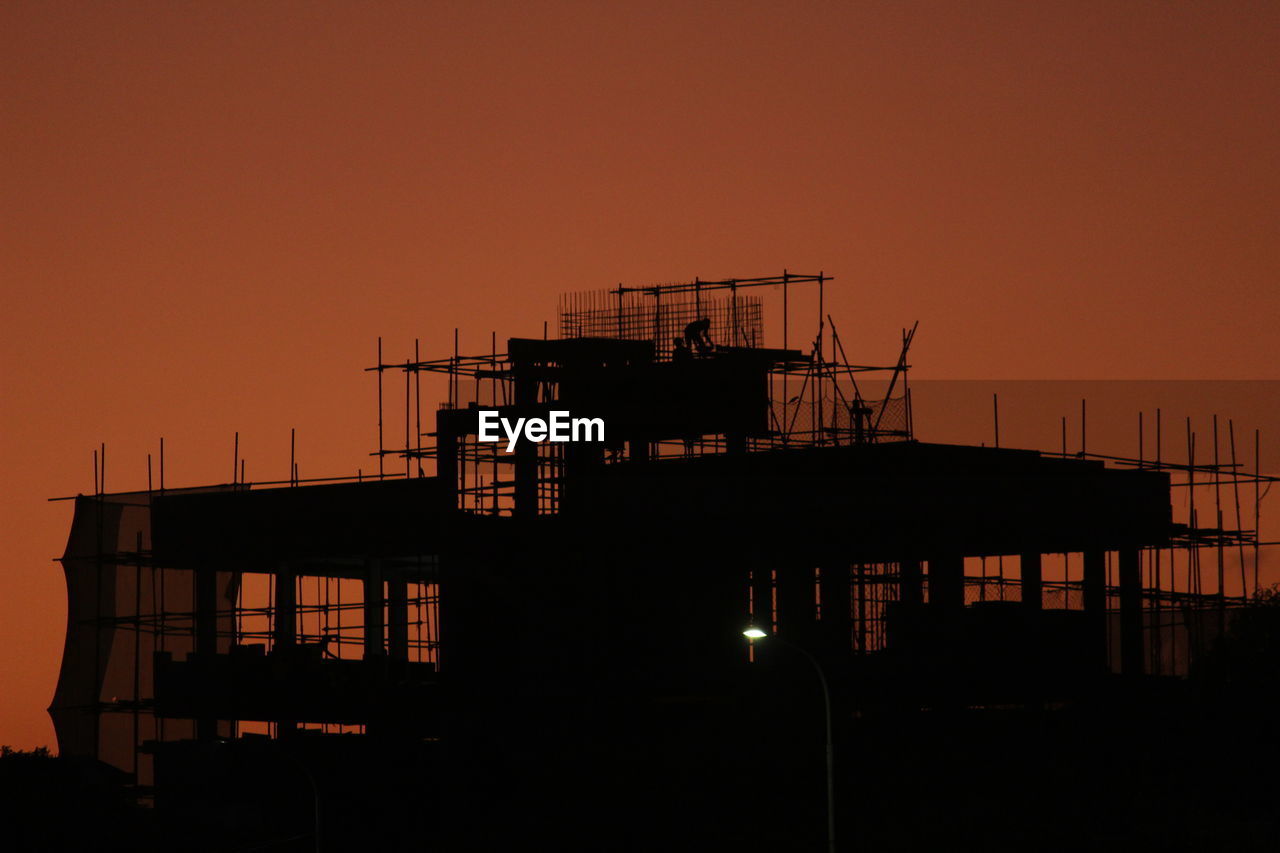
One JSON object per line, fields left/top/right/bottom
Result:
{"left": 513, "top": 440, "right": 538, "bottom": 517}
{"left": 560, "top": 441, "right": 603, "bottom": 515}
{"left": 387, "top": 572, "right": 409, "bottom": 661}
{"left": 1083, "top": 550, "right": 1108, "bottom": 671}
{"left": 819, "top": 565, "right": 852, "bottom": 653}
{"left": 273, "top": 563, "right": 297, "bottom": 738}
{"left": 436, "top": 410, "right": 459, "bottom": 510}
{"left": 195, "top": 562, "right": 218, "bottom": 655}
{"left": 1018, "top": 552, "right": 1045, "bottom": 708}
{"left": 726, "top": 432, "right": 746, "bottom": 455}
{"left": 364, "top": 558, "right": 385, "bottom": 658}
{"left": 774, "top": 565, "right": 817, "bottom": 639}
{"left": 194, "top": 561, "right": 219, "bottom": 741}
{"left": 273, "top": 564, "right": 296, "bottom": 650}
{"left": 750, "top": 565, "right": 774, "bottom": 631}
{"left": 1020, "top": 552, "right": 1043, "bottom": 611}
{"left": 928, "top": 555, "right": 965, "bottom": 610}
{"left": 513, "top": 378, "right": 539, "bottom": 518}
{"left": 1119, "top": 548, "right": 1143, "bottom": 677}
{"left": 899, "top": 559, "right": 923, "bottom": 608}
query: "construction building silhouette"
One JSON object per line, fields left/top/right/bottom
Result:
{"left": 50, "top": 273, "right": 1277, "bottom": 850}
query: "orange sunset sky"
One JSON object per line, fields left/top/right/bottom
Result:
{"left": 3, "top": 1, "right": 1278, "bottom": 749}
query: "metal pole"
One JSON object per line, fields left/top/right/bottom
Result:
{"left": 993, "top": 393, "right": 999, "bottom": 448}
{"left": 773, "top": 636, "right": 836, "bottom": 853}
{"left": 377, "top": 337, "right": 384, "bottom": 480}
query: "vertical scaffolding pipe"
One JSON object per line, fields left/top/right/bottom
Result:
{"left": 901, "top": 362, "right": 914, "bottom": 439}
{"left": 1229, "top": 420, "right": 1247, "bottom": 596}
{"left": 133, "top": 531, "right": 141, "bottom": 774}
{"left": 782, "top": 269, "right": 789, "bottom": 354}
{"left": 415, "top": 339, "right": 422, "bottom": 477}
{"left": 405, "top": 360, "right": 411, "bottom": 480}
{"left": 1083, "top": 550, "right": 1108, "bottom": 671}
{"left": 1213, "top": 415, "right": 1224, "bottom": 599}
{"left": 817, "top": 274, "right": 825, "bottom": 446}
{"left": 1155, "top": 408, "right": 1164, "bottom": 674}
{"left": 1151, "top": 546, "right": 1163, "bottom": 676}
{"left": 91, "top": 481, "right": 105, "bottom": 757}
{"left": 1182, "top": 417, "right": 1192, "bottom": 591}
{"left": 1080, "top": 399, "right": 1087, "bottom": 455}
{"left": 730, "top": 280, "right": 738, "bottom": 347}
{"left": 993, "top": 393, "right": 1000, "bottom": 448}
{"left": 1119, "top": 548, "right": 1143, "bottom": 677}
{"left": 1138, "top": 411, "right": 1144, "bottom": 467}
{"left": 491, "top": 332, "right": 499, "bottom": 512}
{"left": 377, "top": 337, "right": 384, "bottom": 480}
{"left": 654, "top": 288, "right": 662, "bottom": 348}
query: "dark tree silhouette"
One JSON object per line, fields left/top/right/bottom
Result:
{"left": 0, "top": 746, "right": 156, "bottom": 852}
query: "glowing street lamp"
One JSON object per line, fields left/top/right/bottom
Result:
{"left": 743, "top": 625, "right": 836, "bottom": 853}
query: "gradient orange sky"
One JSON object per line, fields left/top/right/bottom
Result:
{"left": 3, "top": 2, "right": 1278, "bottom": 749}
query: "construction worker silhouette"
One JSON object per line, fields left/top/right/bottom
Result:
{"left": 683, "top": 317, "right": 713, "bottom": 356}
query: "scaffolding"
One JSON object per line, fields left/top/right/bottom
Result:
{"left": 50, "top": 482, "right": 442, "bottom": 799}
{"left": 370, "top": 273, "right": 916, "bottom": 517}
{"left": 47, "top": 270, "right": 1280, "bottom": 802}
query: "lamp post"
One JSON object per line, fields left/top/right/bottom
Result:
{"left": 744, "top": 626, "right": 836, "bottom": 853}
{"left": 285, "top": 745, "right": 323, "bottom": 853}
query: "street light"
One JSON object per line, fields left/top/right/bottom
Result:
{"left": 743, "top": 626, "right": 836, "bottom": 853}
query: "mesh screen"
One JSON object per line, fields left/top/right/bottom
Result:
{"left": 559, "top": 289, "right": 763, "bottom": 359}
{"left": 52, "top": 490, "right": 236, "bottom": 781}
